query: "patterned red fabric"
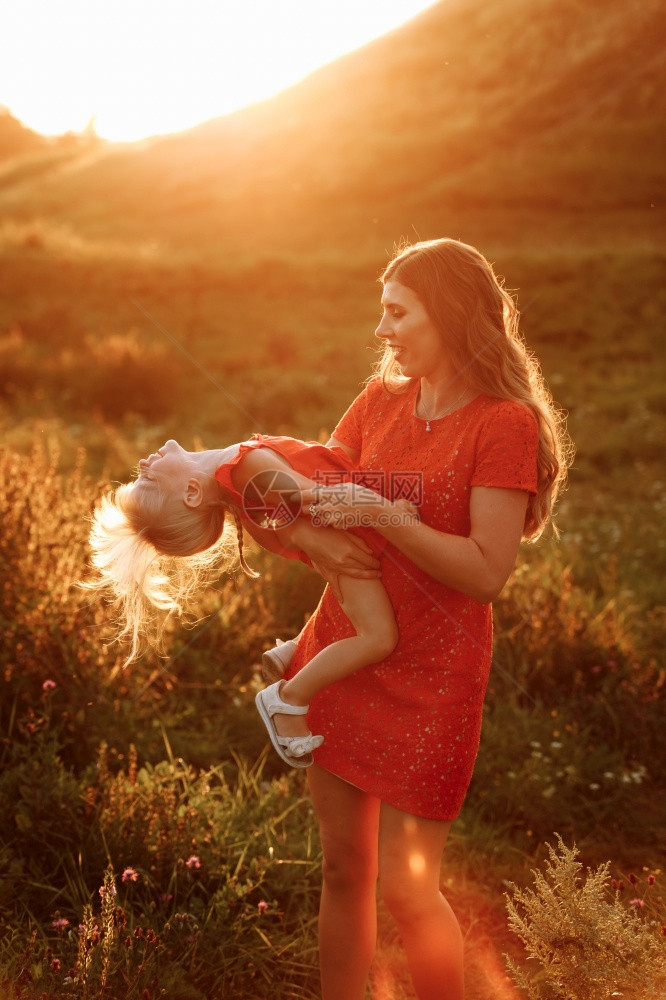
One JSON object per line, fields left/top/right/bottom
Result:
{"left": 285, "top": 379, "right": 539, "bottom": 821}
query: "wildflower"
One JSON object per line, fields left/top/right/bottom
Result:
{"left": 550, "top": 741, "right": 563, "bottom": 749}
{"left": 159, "top": 893, "right": 173, "bottom": 904}
{"left": 629, "top": 873, "right": 638, "bottom": 885}
{"left": 121, "top": 867, "right": 139, "bottom": 883}
{"left": 629, "top": 898, "right": 645, "bottom": 907}
{"left": 589, "top": 782, "right": 601, "bottom": 791}
{"left": 185, "top": 855, "right": 201, "bottom": 870}
{"left": 648, "top": 874, "right": 656, "bottom": 886}
{"left": 50, "top": 958, "right": 61, "bottom": 972}
{"left": 99, "top": 883, "right": 117, "bottom": 898}
{"left": 257, "top": 900, "right": 269, "bottom": 914}
{"left": 51, "top": 918, "right": 69, "bottom": 932}
{"left": 42, "top": 679, "right": 57, "bottom": 692}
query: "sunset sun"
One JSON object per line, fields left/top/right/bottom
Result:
{"left": 2, "top": 0, "right": 435, "bottom": 141}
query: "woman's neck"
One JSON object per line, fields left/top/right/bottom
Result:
{"left": 417, "top": 374, "right": 470, "bottom": 418}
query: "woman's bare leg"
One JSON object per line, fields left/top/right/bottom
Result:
{"left": 273, "top": 575, "right": 397, "bottom": 740}
{"left": 308, "top": 766, "right": 380, "bottom": 1000}
{"left": 378, "top": 804, "right": 464, "bottom": 1000}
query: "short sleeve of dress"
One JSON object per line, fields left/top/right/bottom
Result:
{"left": 471, "top": 401, "right": 539, "bottom": 494}
{"left": 331, "top": 380, "right": 375, "bottom": 452}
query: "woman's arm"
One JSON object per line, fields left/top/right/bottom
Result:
{"left": 230, "top": 445, "right": 381, "bottom": 599}
{"left": 299, "top": 483, "right": 529, "bottom": 604}
{"left": 242, "top": 517, "right": 381, "bottom": 602}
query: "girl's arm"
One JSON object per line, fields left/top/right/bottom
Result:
{"left": 299, "top": 482, "right": 529, "bottom": 604}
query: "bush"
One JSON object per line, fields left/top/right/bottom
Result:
{"left": 465, "top": 698, "right": 651, "bottom": 847}
{"left": 493, "top": 547, "right": 663, "bottom": 759}
{"left": 0, "top": 325, "right": 185, "bottom": 420}
{"left": 505, "top": 836, "right": 666, "bottom": 1000}
{"left": 0, "top": 752, "right": 321, "bottom": 999}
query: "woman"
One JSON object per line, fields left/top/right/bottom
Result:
{"left": 255, "top": 238, "right": 569, "bottom": 999}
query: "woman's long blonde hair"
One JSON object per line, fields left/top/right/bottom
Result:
{"left": 85, "top": 475, "right": 256, "bottom": 666}
{"left": 378, "top": 238, "right": 572, "bottom": 538}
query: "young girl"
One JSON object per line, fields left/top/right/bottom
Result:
{"left": 88, "top": 433, "right": 418, "bottom": 768}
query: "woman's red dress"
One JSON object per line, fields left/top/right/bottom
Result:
{"left": 217, "top": 381, "right": 538, "bottom": 820}
{"left": 293, "top": 380, "right": 537, "bottom": 820}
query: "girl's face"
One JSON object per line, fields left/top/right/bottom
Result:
{"left": 375, "top": 280, "right": 452, "bottom": 381}
{"left": 136, "top": 439, "right": 195, "bottom": 496}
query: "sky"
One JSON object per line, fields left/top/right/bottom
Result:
{"left": 1, "top": 0, "right": 437, "bottom": 142}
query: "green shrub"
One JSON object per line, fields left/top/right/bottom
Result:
{"left": 0, "top": 753, "right": 320, "bottom": 999}
{"left": 493, "top": 547, "right": 662, "bottom": 759}
{"left": 465, "top": 698, "right": 651, "bottom": 847}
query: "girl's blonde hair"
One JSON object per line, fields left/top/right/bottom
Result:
{"left": 378, "top": 238, "right": 573, "bottom": 538}
{"left": 86, "top": 476, "right": 256, "bottom": 666}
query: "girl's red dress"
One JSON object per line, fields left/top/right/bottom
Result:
{"left": 218, "top": 381, "right": 539, "bottom": 821}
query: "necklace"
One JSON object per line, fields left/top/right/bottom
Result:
{"left": 418, "top": 385, "right": 469, "bottom": 431}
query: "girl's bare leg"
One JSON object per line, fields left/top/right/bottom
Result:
{"left": 308, "top": 766, "right": 380, "bottom": 1000}
{"left": 378, "top": 805, "right": 464, "bottom": 1000}
{"left": 272, "top": 574, "right": 397, "bottom": 741}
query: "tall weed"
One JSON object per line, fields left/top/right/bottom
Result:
{"left": 505, "top": 836, "right": 666, "bottom": 1000}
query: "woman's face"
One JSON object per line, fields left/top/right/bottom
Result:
{"left": 375, "top": 281, "right": 452, "bottom": 381}
{"left": 136, "top": 439, "right": 194, "bottom": 496}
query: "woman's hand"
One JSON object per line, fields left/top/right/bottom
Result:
{"left": 288, "top": 517, "right": 381, "bottom": 602}
{"left": 298, "top": 483, "right": 420, "bottom": 532}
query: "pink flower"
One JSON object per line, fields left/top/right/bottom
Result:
{"left": 99, "top": 883, "right": 117, "bottom": 898}
{"left": 42, "top": 679, "right": 57, "bottom": 692}
{"left": 185, "top": 855, "right": 201, "bottom": 870}
{"left": 51, "top": 918, "right": 69, "bottom": 932}
{"left": 648, "top": 874, "right": 656, "bottom": 886}
{"left": 121, "top": 867, "right": 139, "bottom": 883}
{"left": 257, "top": 900, "right": 269, "bottom": 914}
{"left": 50, "top": 958, "right": 61, "bottom": 972}
{"left": 160, "top": 893, "right": 173, "bottom": 904}
{"left": 629, "top": 897, "right": 645, "bottom": 907}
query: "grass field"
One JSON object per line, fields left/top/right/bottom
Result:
{"left": 1, "top": 0, "right": 665, "bottom": 996}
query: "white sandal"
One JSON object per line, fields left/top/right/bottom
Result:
{"left": 255, "top": 681, "right": 323, "bottom": 769}
{"left": 261, "top": 638, "right": 297, "bottom": 683}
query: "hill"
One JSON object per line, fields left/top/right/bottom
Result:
{"left": 1, "top": 0, "right": 664, "bottom": 261}
{"left": 0, "top": 107, "right": 48, "bottom": 160}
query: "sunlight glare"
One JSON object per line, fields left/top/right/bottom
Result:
{"left": 408, "top": 850, "right": 426, "bottom": 876}
{"left": 1, "top": 0, "right": 436, "bottom": 141}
